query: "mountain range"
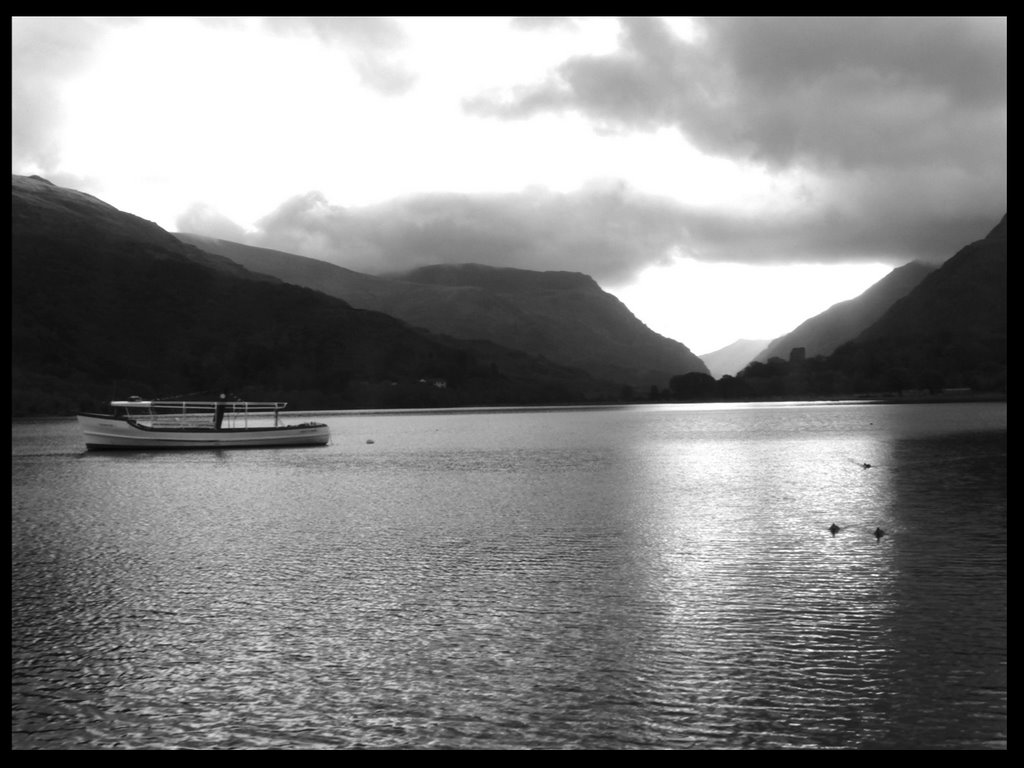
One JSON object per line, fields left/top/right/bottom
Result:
{"left": 699, "top": 339, "right": 771, "bottom": 379}
{"left": 734, "top": 214, "right": 1006, "bottom": 397}
{"left": 12, "top": 175, "right": 616, "bottom": 414}
{"left": 752, "top": 260, "right": 938, "bottom": 364}
{"left": 698, "top": 260, "right": 938, "bottom": 378}
{"left": 174, "top": 233, "right": 709, "bottom": 389}
{"left": 831, "top": 214, "right": 1007, "bottom": 390}
{"left": 11, "top": 174, "right": 1006, "bottom": 414}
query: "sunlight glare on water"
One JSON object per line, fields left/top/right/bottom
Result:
{"left": 11, "top": 402, "right": 1006, "bottom": 749}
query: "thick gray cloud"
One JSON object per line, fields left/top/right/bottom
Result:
{"left": 454, "top": 16, "right": 1006, "bottom": 275}
{"left": 248, "top": 184, "right": 688, "bottom": 283}
{"left": 467, "top": 17, "right": 1006, "bottom": 173}
{"left": 239, "top": 179, "right": 999, "bottom": 287}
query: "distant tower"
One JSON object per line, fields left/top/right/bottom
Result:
{"left": 789, "top": 347, "right": 806, "bottom": 364}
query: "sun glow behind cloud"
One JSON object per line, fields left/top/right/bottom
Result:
{"left": 58, "top": 19, "right": 375, "bottom": 225}
{"left": 52, "top": 16, "right": 795, "bottom": 230}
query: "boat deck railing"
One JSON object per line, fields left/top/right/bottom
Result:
{"left": 112, "top": 400, "right": 289, "bottom": 429}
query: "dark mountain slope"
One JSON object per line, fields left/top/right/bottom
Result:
{"left": 762, "top": 215, "right": 1007, "bottom": 395}
{"left": 171, "top": 233, "right": 396, "bottom": 305}
{"left": 12, "top": 176, "right": 612, "bottom": 414}
{"left": 732, "top": 214, "right": 1005, "bottom": 398}
{"left": 175, "top": 234, "right": 710, "bottom": 390}
{"left": 860, "top": 216, "right": 1005, "bottom": 344}
{"left": 755, "top": 261, "right": 936, "bottom": 363}
{"left": 836, "top": 214, "right": 1007, "bottom": 390}
{"left": 12, "top": 175, "right": 271, "bottom": 282}
{"left": 395, "top": 263, "right": 710, "bottom": 388}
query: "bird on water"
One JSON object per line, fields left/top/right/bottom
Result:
{"left": 829, "top": 523, "right": 841, "bottom": 537}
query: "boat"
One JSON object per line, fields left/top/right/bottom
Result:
{"left": 77, "top": 396, "right": 330, "bottom": 450}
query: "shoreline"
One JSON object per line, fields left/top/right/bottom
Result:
{"left": 12, "top": 392, "right": 1006, "bottom": 420}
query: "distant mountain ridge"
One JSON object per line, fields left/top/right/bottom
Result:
{"left": 175, "top": 234, "right": 710, "bottom": 389}
{"left": 12, "top": 173, "right": 1003, "bottom": 412}
{"left": 818, "top": 213, "right": 1006, "bottom": 393}
{"left": 856, "top": 215, "right": 1006, "bottom": 348}
{"left": 754, "top": 260, "right": 937, "bottom": 364}
{"left": 396, "top": 263, "right": 599, "bottom": 291}
{"left": 699, "top": 339, "right": 769, "bottom": 379}
{"left": 730, "top": 213, "right": 1006, "bottom": 397}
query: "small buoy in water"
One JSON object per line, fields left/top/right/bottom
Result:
{"left": 366, "top": 439, "right": 375, "bottom": 444}
{"left": 829, "top": 523, "right": 841, "bottom": 537}
{"left": 874, "top": 527, "right": 885, "bottom": 540}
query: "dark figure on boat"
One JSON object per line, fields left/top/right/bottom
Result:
{"left": 214, "top": 393, "right": 227, "bottom": 429}
{"left": 874, "top": 527, "right": 885, "bottom": 541}
{"left": 829, "top": 523, "right": 841, "bottom": 537}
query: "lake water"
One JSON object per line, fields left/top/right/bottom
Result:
{"left": 12, "top": 401, "right": 1006, "bottom": 750}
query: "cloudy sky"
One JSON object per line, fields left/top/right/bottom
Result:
{"left": 12, "top": 16, "right": 1006, "bottom": 354}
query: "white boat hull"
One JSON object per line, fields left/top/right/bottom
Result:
{"left": 77, "top": 413, "right": 330, "bottom": 450}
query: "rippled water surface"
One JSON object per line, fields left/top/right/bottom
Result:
{"left": 12, "top": 402, "right": 1006, "bottom": 749}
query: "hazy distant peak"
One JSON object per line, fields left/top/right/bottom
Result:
{"left": 699, "top": 338, "right": 770, "bottom": 379}
{"left": 985, "top": 214, "right": 1006, "bottom": 241}
{"left": 175, "top": 232, "right": 220, "bottom": 245}
{"left": 396, "top": 263, "right": 601, "bottom": 292}
{"left": 752, "top": 259, "right": 937, "bottom": 364}
{"left": 175, "top": 232, "right": 386, "bottom": 282}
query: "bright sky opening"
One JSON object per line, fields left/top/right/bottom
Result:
{"left": 609, "top": 259, "right": 893, "bottom": 355}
